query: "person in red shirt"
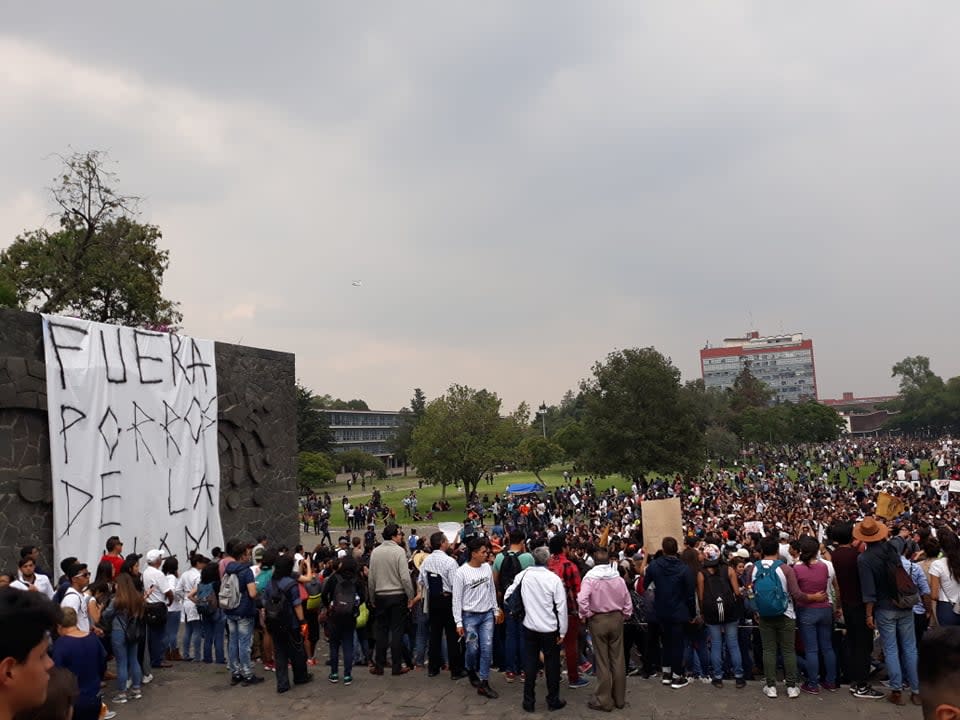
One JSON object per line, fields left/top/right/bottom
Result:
{"left": 547, "top": 534, "right": 589, "bottom": 689}
{"left": 99, "top": 537, "right": 124, "bottom": 577}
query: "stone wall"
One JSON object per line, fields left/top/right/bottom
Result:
{"left": 0, "top": 308, "right": 298, "bottom": 571}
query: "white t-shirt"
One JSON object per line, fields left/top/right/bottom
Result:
{"left": 930, "top": 557, "right": 960, "bottom": 603}
{"left": 61, "top": 588, "right": 91, "bottom": 632}
{"left": 143, "top": 566, "right": 167, "bottom": 604}
{"left": 177, "top": 567, "right": 202, "bottom": 622}
{"left": 165, "top": 573, "right": 183, "bottom": 614}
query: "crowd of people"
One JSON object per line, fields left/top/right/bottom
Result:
{"left": 3, "top": 437, "right": 960, "bottom": 719}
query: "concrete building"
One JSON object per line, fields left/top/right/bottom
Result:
{"left": 700, "top": 330, "right": 817, "bottom": 404}
{"left": 318, "top": 408, "right": 404, "bottom": 470}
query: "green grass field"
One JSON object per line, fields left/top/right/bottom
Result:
{"left": 307, "top": 460, "right": 929, "bottom": 528}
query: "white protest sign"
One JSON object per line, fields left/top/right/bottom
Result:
{"left": 951, "top": 480, "right": 960, "bottom": 493}
{"left": 43, "top": 315, "right": 224, "bottom": 567}
{"left": 438, "top": 522, "right": 462, "bottom": 545}
{"left": 570, "top": 494, "right": 580, "bottom": 507}
{"left": 744, "top": 521, "right": 765, "bottom": 536}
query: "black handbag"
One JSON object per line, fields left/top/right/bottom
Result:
{"left": 145, "top": 602, "right": 168, "bottom": 627}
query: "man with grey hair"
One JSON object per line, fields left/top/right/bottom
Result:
{"left": 505, "top": 545, "right": 568, "bottom": 713}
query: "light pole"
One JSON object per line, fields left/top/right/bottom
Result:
{"left": 538, "top": 402, "right": 547, "bottom": 439}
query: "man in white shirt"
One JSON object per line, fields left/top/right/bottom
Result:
{"left": 59, "top": 563, "right": 93, "bottom": 633}
{"left": 418, "top": 532, "right": 466, "bottom": 679}
{"left": 452, "top": 537, "right": 501, "bottom": 699}
{"left": 505, "top": 545, "right": 568, "bottom": 713}
{"left": 176, "top": 554, "right": 207, "bottom": 661}
{"left": 143, "top": 549, "right": 174, "bottom": 671}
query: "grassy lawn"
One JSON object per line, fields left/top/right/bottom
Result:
{"left": 313, "top": 466, "right": 633, "bottom": 526}
{"left": 306, "top": 460, "right": 931, "bottom": 528}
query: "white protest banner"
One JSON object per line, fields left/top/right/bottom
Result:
{"left": 951, "top": 481, "right": 960, "bottom": 493}
{"left": 744, "top": 521, "right": 765, "bottom": 536}
{"left": 43, "top": 315, "right": 224, "bottom": 567}
{"left": 570, "top": 494, "right": 580, "bottom": 507}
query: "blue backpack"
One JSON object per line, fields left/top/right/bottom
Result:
{"left": 753, "top": 560, "right": 789, "bottom": 618}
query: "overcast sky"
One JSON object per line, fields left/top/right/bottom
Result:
{"left": 2, "top": 3, "right": 958, "bottom": 412}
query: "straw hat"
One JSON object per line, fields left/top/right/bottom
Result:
{"left": 853, "top": 517, "right": 890, "bottom": 543}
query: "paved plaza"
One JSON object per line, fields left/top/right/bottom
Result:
{"left": 120, "top": 658, "right": 919, "bottom": 720}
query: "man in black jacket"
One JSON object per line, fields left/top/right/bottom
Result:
{"left": 643, "top": 537, "right": 696, "bottom": 689}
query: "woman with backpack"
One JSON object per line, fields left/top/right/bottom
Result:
{"left": 696, "top": 545, "right": 745, "bottom": 688}
{"left": 792, "top": 535, "right": 838, "bottom": 694}
{"left": 187, "top": 562, "right": 226, "bottom": 664}
{"left": 102, "top": 572, "right": 145, "bottom": 704}
{"left": 321, "top": 555, "right": 365, "bottom": 685}
{"left": 263, "top": 554, "right": 311, "bottom": 693}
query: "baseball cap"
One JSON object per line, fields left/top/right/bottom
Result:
{"left": 733, "top": 548, "right": 750, "bottom": 559}
{"left": 145, "top": 549, "right": 170, "bottom": 564}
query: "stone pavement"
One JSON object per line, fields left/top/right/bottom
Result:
{"left": 116, "top": 659, "right": 919, "bottom": 720}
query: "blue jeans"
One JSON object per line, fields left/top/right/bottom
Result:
{"left": 504, "top": 614, "right": 524, "bottom": 674}
{"left": 876, "top": 608, "right": 919, "bottom": 693}
{"left": 226, "top": 616, "right": 255, "bottom": 679}
{"left": 684, "top": 623, "right": 710, "bottom": 677}
{"left": 707, "top": 621, "right": 743, "bottom": 680}
{"left": 797, "top": 606, "right": 836, "bottom": 687}
{"left": 111, "top": 626, "right": 142, "bottom": 693}
{"left": 182, "top": 620, "right": 202, "bottom": 659}
{"left": 413, "top": 619, "right": 429, "bottom": 666}
{"left": 329, "top": 619, "right": 356, "bottom": 676}
{"left": 462, "top": 610, "right": 495, "bottom": 681}
{"left": 201, "top": 612, "right": 226, "bottom": 663}
{"left": 165, "top": 610, "right": 182, "bottom": 656}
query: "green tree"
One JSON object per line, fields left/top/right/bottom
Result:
{"left": 309, "top": 394, "right": 370, "bottom": 411}
{"left": 885, "top": 356, "right": 960, "bottom": 433}
{"left": 728, "top": 363, "right": 774, "bottom": 413}
{"left": 410, "top": 388, "right": 427, "bottom": 419}
{"left": 298, "top": 451, "right": 336, "bottom": 489}
{"left": 0, "top": 275, "right": 15, "bottom": 308}
{"left": 553, "top": 421, "right": 587, "bottom": 462}
{"left": 790, "top": 401, "right": 845, "bottom": 442}
{"left": 0, "top": 151, "right": 181, "bottom": 328}
{"left": 387, "top": 389, "right": 429, "bottom": 475}
{"left": 336, "top": 449, "right": 384, "bottom": 485}
{"left": 409, "top": 385, "right": 525, "bottom": 499}
{"left": 703, "top": 423, "right": 740, "bottom": 462}
{"left": 578, "top": 347, "right": 702, "bottom": 481}
{"left": 516, "top": 435, "right": 563, "bottom": 481}
{"left": 296, "top": 382, "right": 334, "bottom": 453}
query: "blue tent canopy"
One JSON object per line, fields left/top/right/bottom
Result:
{"left": 506, "top": 482, "right": 545, "bottom": 495}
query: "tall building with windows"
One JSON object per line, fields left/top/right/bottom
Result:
{"left": 318, "top": 408, "right": 404, "bottom": 470}
{"left": 699, "top": 331, "right": 818, "bottom": 404}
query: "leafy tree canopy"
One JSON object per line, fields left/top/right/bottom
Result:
{"left": 0, "top": 150, "right": 181, "bottom": 328}
{"left": 296, "top": 382, "right": 334, "bottom": 453}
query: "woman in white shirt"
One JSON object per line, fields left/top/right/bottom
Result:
{"left": 162, "top": 557, "right": 184, "bottom": 660}
{"left": 929, "top": 528, "right": 960, "bottom": 627}
{"left": 177, "top": 554, "right": 207, "bottom": 661}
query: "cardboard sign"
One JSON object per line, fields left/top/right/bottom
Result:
{"left": 641, "top": 497, "right": 683, "bottom": 553}
{"left": 876, "top": 492, "right": 906, "bottom": 520}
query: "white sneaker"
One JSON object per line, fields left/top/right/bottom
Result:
{"left": 142, "top": 674, "right": 154, "bottom": 685}
{"left": 787, "top": 685, "right": 800, "bottom": 699}
{"left": 763, "top": 685, "right": 778, "bottom": 698}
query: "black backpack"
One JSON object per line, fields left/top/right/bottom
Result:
{"left": 263, "top": 580, "right": 291, "bottom": 633}
{"left": 701, "top": 568, "right": 740, "bottom": 625}
{"left": 331, "top": 579, "right": 358, "bottom": 619}
{"left": 499, "top": 552, "right": 523, "bottom": 593}
{"left": 504, "top": 572, "right": 526, "bottom": 623}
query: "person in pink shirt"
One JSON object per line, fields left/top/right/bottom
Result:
{"left": 793, "top": 536, "right": 837, "bottom": 694}
{"left": 577, "top": 548, "right": 632, "bottom": 712}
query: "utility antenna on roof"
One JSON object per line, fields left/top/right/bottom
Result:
{"left": 747, "top": 310, "right": 755, "bottom": 333}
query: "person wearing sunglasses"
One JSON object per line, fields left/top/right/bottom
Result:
{"left": 59, "top": 563, "right": 96, "bottom": 634}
